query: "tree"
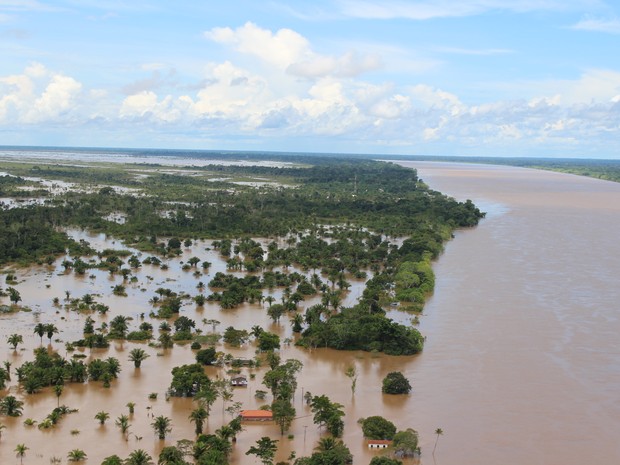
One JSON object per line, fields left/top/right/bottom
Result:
{"left": 369, "top": 457, "right": 403, "bottom": 465}
{"left": 53, "top": 383, "right": 63, "bottom": 407}
{"left": 360, "top": 416, "right": 397, "bottom": 440}
{"left": 344, "top": 365, "right": 357, "bottom": 396}
{"left": 101, "top": 456, "right": 123, "bottom": 465}
{"left": 44, "top": 323, "right": 58, "bottom": 343}
{"left": 129, "top": 348, "right": 150, "bottom": 368}
{"left": 381, "top": 372, "right": 411, "bottom": 395}
{"left": 392, "top": 428, "right": 419, "bottom": 458}
{"left": 272, "top": 399, "right": 296, "bottom": 435}
{"left": 116, "top": 414, "right": 131, "bottom": 438}
{"left": 310, "top": 395, "right": 345, "bottom": 437}
{"left": 258, "top": 332, "right": 281, "bottom": 351}
{"left": 434, "top": 427, "right": 443, "bottom": 455}
{"left": 95, "top": 411, "right": 110, "bottom": 425}
{"left": 189, "top": 405, "right": 208, "bottom": 435}
{"left": 7, "top": 333, "right": 23, "bottom": 350}
{"left": 152, "top": 415, "right": 172, "bottom": 440}
{"left": 0, "top": 395, "right": 24, "bottom": 416}
{"left": 195, "top": 347, "right": 217, "bottom": 365}
{"left": 15, "top": 443, "right": 28, "bottom": 465}
{"left": 246, "top": 436, "right": 278, "bottom": 465}
{"left": 67, "top": 449, "right": 87, "bottom": 462}
{"left": 126, "top": 449, "right": 154, "bottom": 465}
{"left": 34, "top": 323, "right": 45, "bottom": 344}
{"left": 169, "top": 364, "right": 210, "bottom": 397}
{"left": 7, "top": 287, "right": 21, "bottom": 304}
{"left": 158, "top": 446, "right": 187, "bottom": 465}
{"left": 262, "top": 358, "right": 303, "bottom": 403}
{"left": 127, "top": 402, "right": 136, "bottom": 414}
{"left": 267, "top": 303, "right": 286, "bottom": 323}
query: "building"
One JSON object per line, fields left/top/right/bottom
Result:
{"left": 367, "top": 440, "right": 392, "bottom": 449}
{"left": 240, "top": 410, "right": 273, "bottom": 421}
{"left": 231, "top": 376, "right": 248, "bottom": 387}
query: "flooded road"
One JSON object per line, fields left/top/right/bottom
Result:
{"left": 397, "top": 162, "right": 620, "bottom": 465}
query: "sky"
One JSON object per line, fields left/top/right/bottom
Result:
{"left": 1, "top": 0, "right": 619, "bottom": 158}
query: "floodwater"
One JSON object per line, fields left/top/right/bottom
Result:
{"left": 396, "top": 161, "right": 620, "bottom": 465}
{"left": 0, "top": 229, "right": 414, "bottom": 465}
{"left": 3, "top": 160, "right": 620, "bottom": 465}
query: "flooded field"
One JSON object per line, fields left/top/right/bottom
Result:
{"left": 1, "top": 228, "right": 419, "bottom": 465}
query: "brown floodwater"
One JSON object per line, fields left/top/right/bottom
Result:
{"left": 3, "top": 161, "right": 620, "bottom": 465}
{"left": 396, "top": 161, "right": 620, "bottom": 465}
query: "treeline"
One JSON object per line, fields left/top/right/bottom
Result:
{"left": 41, "top": 160, "right": 484, "bottom": 240}
{"left": 0, "top": 206, "right": 78, "bottom": 265}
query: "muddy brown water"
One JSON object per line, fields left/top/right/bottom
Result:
{"left": 2, "top": 161, "right": 620, "bottom": 465}
{"left": 396, "top": 161, "right": 620, "bottom": 465}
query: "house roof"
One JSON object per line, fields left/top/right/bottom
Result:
{"left": 240, "top": 410, "right": 273, "bottom": 418}
{"left": 368, "top": 439, "right": 393, "bottom": 445}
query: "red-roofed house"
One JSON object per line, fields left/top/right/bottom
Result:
{"left": 240, "top": 410, "right": 273, "bottom": 421}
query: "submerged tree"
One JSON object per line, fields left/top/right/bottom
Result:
{"left": 152, "top": 415, "right": 172, "bottom": 440}
{"left": 128, "top": 348, "right": 150, "bottom": 368}
{"left": 246, "top": 436, "right": 278, "bottom": 465}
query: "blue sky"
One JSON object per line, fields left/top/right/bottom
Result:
{"left": 1, "top": 0, "right": 620, "bottom": 157}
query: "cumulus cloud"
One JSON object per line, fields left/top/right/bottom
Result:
{"left": 204, "top": 22, "right": 381, "bottom": 79}
{"left": 0, "top": 63, "right": 82, "bottom": 124}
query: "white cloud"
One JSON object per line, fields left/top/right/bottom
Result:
{"left": 205, "top": 22, "right": 381, "bottom": 79}
{"left": 0, "top": 63, "right": 82, "bottom": 124}
{"left": 205, "top": 22, "right": 311, "bottom": 69}
{"left": 572, "top": 17, "right": 620, "bottom": 34}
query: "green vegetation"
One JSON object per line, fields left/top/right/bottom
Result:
{"left": 382, "top": 372, "right": 412, "bottom": 395}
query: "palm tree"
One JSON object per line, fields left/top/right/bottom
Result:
{"left": 7, "top": 333, "right": 23, "bottom": 350}
{"left": 433, "top": 427, "right": 444, "bottom": 454}
{"left": 0, "top": 395, "right": 24, "bottom": 416}
{"left": 3, "top": 361, "right": 11, "bottom": 381}
{"left": 34, "top": 323, "right": 46, "bottom": 344}
{"left": 116, "top": 414, "right": 131, "bottom": 439}
{"left": 53, "top": 384, "right": 64, "bottom": 407}
{"left": 195, "top": 386, "right": 218, "bottom": 425}
{"left": 7, "top": 287, "right": 21, "bottom": 304}
{"left": 126, "top": 401, "right": 136, "bottom": 414}
{"left": 125, "top": 449, "right": 153, "bottom": 465}
{"left": 152, "top": 415, "right": 172, "bottom": 440}
{"left": 95, "top": 411, "right": 110, "bottom": 425}
{"left": 158, "top": 446, "right": 184, "bottom": 465}
{"left": 15, "top": 443, "right": 28, "bottom": 465}
{"left": 67, "top": 449, "right": 87, "bottom": 462}
{"left": 128, "top": 348, "right": 150, "bottom": 368}
{"left": 44, "top": 323, "right": 59, "bottom": 343}
{"left": 189, "top": 405, "right": 208, "bottom": 435}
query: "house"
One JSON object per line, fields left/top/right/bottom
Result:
{"left": 367, "top": 440, "right": 392, "bottom": 449}
{"left": 231, "top": 376, "right": 248, "bottom": 387}
{"left": 240, "top": 410, "right": 273, "bottom": 421}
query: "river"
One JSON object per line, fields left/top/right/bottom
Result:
{"left": 396, "top": 161, "right": 620, "bottom": 465}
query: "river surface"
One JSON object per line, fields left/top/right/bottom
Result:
{"left": 2, "top": 159, "right": 620, "bottom": 465}
{"left": 396, "top": 161, "right": 620, "bottom": 465}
